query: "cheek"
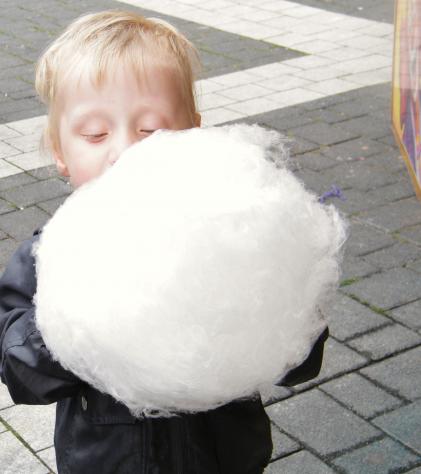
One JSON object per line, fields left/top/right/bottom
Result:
{"left": 60, "top": 139, "right": 108, "bottom": 187}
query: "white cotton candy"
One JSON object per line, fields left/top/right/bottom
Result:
{"left": 34, "top": 125, "right": 346, "bottom": 417}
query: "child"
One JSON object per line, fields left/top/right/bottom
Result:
{"left": 0, "top": 11, "right": 328, "bottom": 474}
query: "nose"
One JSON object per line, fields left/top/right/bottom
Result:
{"left": 108, "top": 130, "right": 139, "bottom": 166}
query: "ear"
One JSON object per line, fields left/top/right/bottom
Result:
{"left": 52, "top": 148, "right": 70, "bottom": 177}
{"left": 194, "top": 112, "right": 201, "bottom": 128}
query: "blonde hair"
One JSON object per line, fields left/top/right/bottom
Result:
{"left": 35, "top": 10, "right": 201, "bottom": 152}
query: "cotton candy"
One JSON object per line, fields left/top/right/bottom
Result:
{"left": 34, "top": 124, "right": 346, "bottom": 417}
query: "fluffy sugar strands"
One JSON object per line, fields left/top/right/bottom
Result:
{"left": 34, "top": 125, "right": 346, "bottom": 417}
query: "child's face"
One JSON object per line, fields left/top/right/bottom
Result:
{"left": 54, "top": 65, "right": 200, "bottom": 188}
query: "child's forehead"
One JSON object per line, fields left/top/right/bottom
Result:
{"left": 59, "top": 49, "right": 182, "bottom": 91}
{"left": 56, "top": 61, "right": 186, "bottom": 119}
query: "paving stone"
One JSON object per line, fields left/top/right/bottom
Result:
{"left": 270, "top": 423, "right": 300, "bottom": 460}
{"left": 342, "top": 267, "right": 421, "bottom": 310}
{"left": 37, "top": 446, "right": 57, "bottom": 474}
{"left": 398, "top": 223, "right": 421, "bottom": 245}
{"left": 360, "top": 346, "right": 421, "bottom": 400}
{"left": 373, "top": 400, "right": 421, "bottom": 454}
{"left": 348, "top": 324, "right": 421, "bottom": 361}
{"left": 0, "top": 206, "right": 50, "bottom": 242}
{"left": 1, "top": 403, "right": 55, "bottom": 452}
{"left": 338, "top": 114, "right": 391, "bottom": 140}
{"left": 390, "top": 300, "right": 421, "bottom": 330}
{"left": 264, "top": 450, "right": 335, "bottom": 474}
{"left": 362, "top": 242, "right": 421, "bottom": 271}
{"left": 289, "top": 137, "right": 321, "bottom": 156}
{"left": 321, "top": 138, "right": 396, "bottom": 161}
{"left": 357, "top": 198, "right": 421, "bottom": 232}
{"left": 340, "top": 254, "right": 379, "bottom": 281}
{"left": 319, "top": 160, "right": 398, "bottom": 192}
{"left": 27, "top": 165, "right": 58, "bottom": 181}
{"left": 0, "top": 197, "right": 15, "bottom": 215}
{"left": 248, "top": 107, "right": 316, "bottom": 132}
{"left": 288, "top": 121, "right": 359, "bottom": 146}
{"left": 408, "top": 259, "right": 421, "bottom": 274}
{"left": 0, "top": 238, "right": 19, "bottom": 266}
{"left": 293, "top": 337, "right": 368, "bottom": 390}
{"left": 0, "top": 172, "right": 35, "bottom": 192}
{"left": 0, "top": 431, "right": 48, "bottom": 474}
{"left": 333, "top": 181, "right": 416, "bottom": 216}
{"left": 345, "top": 221, "right": 395, "bottom": 257}
{"left": 0, "top": 178, "right": 71, "bottom": 208}
{"left": 293, "top": 168, "right": 336, "bottom": 195}
{"left": 293, "top": 151, "right": 342, "bottom": 171}
{"left": 323, "top": 292, "right": 389, "bottom": 342}
{"left": 327, "top": 99, "right": 384, "bottom": 120}
{"left": 0, "top": 383, "right": 14, "bottom": 410}
{"left": 261, "top": 385, "right": 292, "bottom": 405}
{"left": 332, "top": 437, "right": 420, "bottom": 474}
{"left": 37, "top": 195, "right": 69, "bottom": 216}
{"left": 320, "top": 373, "right": 402, "bottom": 419}
{"left": 266, "top": 389, "right": 380, "bottom": 456}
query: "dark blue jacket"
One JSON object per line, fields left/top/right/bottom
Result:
{"left": 0, "top": 232, "right": 328, "bottom": 473}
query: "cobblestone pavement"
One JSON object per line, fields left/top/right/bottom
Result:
{"left": 0, "top": 0, "right": 420, "bottom": 473}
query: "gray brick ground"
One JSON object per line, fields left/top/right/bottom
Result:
{"left": 294, "top": 151, "right": 342, "bottom": 172}
{"left": 320, "top": 373, "right": 402, "bottom": 419}
{"left": 292, "top": 338, "right": 368, "bottom": 390}
{"left": 266, "top": 390, "right": 380, "bottom": 456}
{"left": 360, "top": 347, "right": 421, "bottom": 401}
{"left": 333, "top": 181, "right": 416, "bottom": 215}
{"left": 0, "top": 172, "right": 36, "bottom": 192}
{"left": 347, "top": 324, "right": 421, "bottom": 361}
{"left": 323, "top": 293, "right": 389, "bottom": 342}
{"left": 270, "top": 423, "right": 300, "bottom": 461}
{"left": 332, "top": 437, "right": 420, "bottom": 474}
{"left": 390, "top": 300, "right": 421, "bottom": 330}
{"left": 342, "top": 267, "right": 421, "bottom": 310}
{"left": 398, "top": 223, "right": 421, "bottom": 244}
{"left": 288, "top": 122, "right": 359, "bottom": 147}
{"left": 408, "top": 259, "right": 421, "bottom": 274}
{"left": 321, "top": 139, "right": 398, "bottom": 163}
{"left": 0, "top": 178, "right": 70, "bottom": 208}
{"left": 0, "top": 198, "right": 16, "bottom": 215}
{"left": 1, "top": 404, "right": 55, "bottom": 452}
{"left": 37, "top": 446, "right": 56, "bottom": 473}
{"left": 37, "top": 195, "right": 69, "bottom": 216}
{"left": 0, "top": 206, "right": 50, "bottom": 240}
{"left": 292, "top": 0, "right": 394, "bottom": 22}
{"left": 318, "top": 160, "right": 399, "bottom": 193}
{"left": 265, "top": 451, "right": 335, "bottom": 474}
{"left": 344, "top": 222, "right": 395, "bottom": 258}
{"left": 0, "top": 239, "right": 20, "bottom": 266}
{"left": 357, "top": 197, "right": 421, "bottom": 232}
{"left": 0, "top": 383, "right": 14, "bottom": 410}
{"left": 0, "top": 431, "right": 48, "bottom": 474}
{"left": 372, "top": 400, "right": 421, "bottom": 455}
{"left": 362, "top": 242, "right": 421, "bottom": 271}
{"left": 340, "top": 255, "right": 379, "bottom": 281}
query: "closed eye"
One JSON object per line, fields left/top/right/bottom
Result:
{"left": 82, "top": 132, "right": 107, "bottom": 143}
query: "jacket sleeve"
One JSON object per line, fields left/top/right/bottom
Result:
{"left": 0, "top": 234, "right": 82, "bottom": 405}
{"left": 277, "top": 327, "right": 329, "bottom": 387}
